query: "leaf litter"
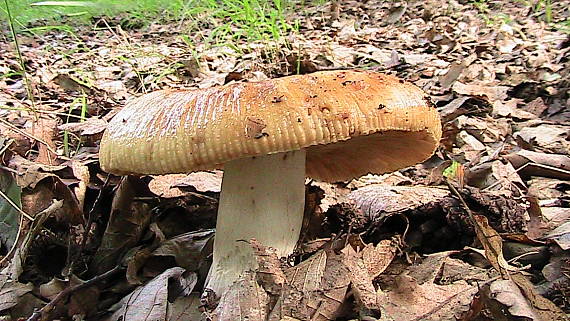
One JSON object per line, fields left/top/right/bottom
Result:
{"left": 1, "top": 0, "right": 570, "bottom": 320}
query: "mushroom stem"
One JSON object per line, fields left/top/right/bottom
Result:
{"left": 205, "top": 149, "right": 306, "bottom": 296}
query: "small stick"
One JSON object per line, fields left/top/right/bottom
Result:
{"left": 26, "top": 265, "right": 123, "bottom": 321}
{"left": 0, "top": 199, "right": 62, "bottom": 268}
{"left": 0, "top": 188, "right": 34, "bottom": 221}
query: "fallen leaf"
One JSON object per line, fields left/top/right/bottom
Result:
{"left": 439, "top": 62, "right": 466, "bottom": 89}
{"left": 544, "top": 222, "right": 570, "bottom": 250}
{"left": 269, "top": 249, "right": 350, "bottom": 321}
{"left": 149, "top": 229, "right": 214, "bottom": 272}
{"left": 167, "top": 293, "right": 204, "bottom": 321}
{"left": 213, "top": 271, "right": 270, "bottom": 321}
{"left": 378, "top": 254, "right": 479, "bottom": 320}
{"left": 515, "top": 124, "right": 569, "bottom": 154}
{"left": 485, "top": 279, "right": 540, "bottom": 320}
{"left": 472, "top": 214, "right": 513, "bottom": 277}
{"left": 349, "top": 185, "right": 450, "bottom": 221}
{"left": 108, "top": 267, "right": 196, "bottom": 321}
{"left": 505, "top": 149, "right": 570, "bottom": 180}
{"left": 91, "top": 176, "right": 152, "bottom": 274}
{"left": 0, "top": 275, "right": 33, "bottom": 311}
{"left": 58, "top": 117, "right": 108, "bottom": 136}
{"left": 0, "top": 170, "right": 22, "bottom": 252}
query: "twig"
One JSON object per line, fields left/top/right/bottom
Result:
{"left": 0, "top": 188, "right": 35, "bottom": 221}
{"left": 445, "top": 181, "right": 476, "bottom": 226}
{"left": 0, "top": 199, "right": 62, "bottom": 268}
{"left": 0, "top": 139, "right": 14, "bottom": 156}
{"left": 0, "top": 118, "right": 58, "bottom": 155}
{"left": 26, "top": 265, "right": 123, "bottom": 321}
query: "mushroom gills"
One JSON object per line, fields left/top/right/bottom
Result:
{"left": 205, "top": 149, "right": 306, "bottom": 296}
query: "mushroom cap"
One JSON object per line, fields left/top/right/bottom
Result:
{"left": 99, "top": 70, "right": 442, "bottom": 181}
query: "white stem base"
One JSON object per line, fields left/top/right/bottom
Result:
{"left": 205, "top": 150, "right": 306, "bottom": 297}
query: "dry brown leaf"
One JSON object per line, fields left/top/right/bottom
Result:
{"left": 347, "top": 172, "right": 412, "bottom": 189}
{"left": 39, "top": 275, "right": 100, "bottom": 318}
{"left": 251, "top": 239, "right": 286, "bottom": 296}
{"left": 540, "top": 207, "right": 570, "bottom": 234}
{"left": 511, "top": 273, "right": 567, "bottom": 320}
{"left": 20, "top": 176, "right": 83, "bottom": 225}
{"left": 378, "top": 254, "right": 479, "bottom": 321}
{"left": 528, "top": 177, "right": 570, "bottom": 200}
{"left": 483, "top": 272, "right": 568, "bottom": 321}
{"left": 454, "top": 115, "right": 511, "bottom": 144}
{"left": 51, "top": 74, "right": 94, "bottom": 94}
{"left": 545, "top": 222, "right": 570, "bottom": 250}
{"left": 213, "top": 271, "right": 270, "bottom": 321}
{"left": 467, "top": 160, "right": 525, "bottom": 193}
{"left": 172, "top": 170, "right": 223, "bottom": 193}
{"left": 439, "top": 62, "right": 466, "bottom": 89}
{"left": 30, "top": 117, "right": 58, "bottom": 165}
{"left": 452, "top": 81, "right": 509, "bottom": 102}
{"left": 91, "top": 176, "right": 152, "bottom": 274}
{"left": 471, "top": 212, "right": 566, "bottom": 320}
{"left": 150, "top": 229, "right": 214, "bottom": 273}
{"left": 522, "top": 97, "right": 549, "bottom": 116}
{"left": 58, "top": 117, "right": 108, "bottom": 136}
{"left": 505, "top": 150, "right": 570, "bottom": 180}
{"left": 269, "top": 250, "right": 349, "bottom": 321}
{"left": 70, "top": 161, "right": 89, "bottom": 210}
{"left": 349, "top": 185, "right": 450, "bottom": 221}
{"left": 149, "top": 171, "right": 223, "bottom": 198}
{"left": 485, "top": 279, "right": 541, "bottom": 320}
{"left": 472, "top": 214, "right": 513, "bottom": 277}
{"left": 360, "top": 239, "right": 398, "bottom": 279}
{"left": 167, "top": 293, "right": 204, "bottom": 321}
{"left": 108, "top": 267, "right": 196, "bottom": 321}
{"left": 493, "top": 98, "right": 538, "bottom": 119}
{"left": 0, "top": 275, "right": 33, "bottom": 312}
{"left": 341, "top": 245, "right": 379, "bottom": 313}
{"left": 148, "top": 174, "right": 188, "bottom": 198}
{"left": 309, "top": 180, "right": 351, "bottom": 212}
{"left": 515, "top": 124, "right": 570, "bottom": 155}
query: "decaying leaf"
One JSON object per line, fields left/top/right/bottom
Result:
{"left": 91, "top": 176, "right": 152, "bottom": 274}
{"left": 485, "top": 279, "right": 540, "bottom": 320}
{"left": 349, "top": 185, "right": 450, "bottom": 221}
{"left": 149, "top": 171, "right": 223, "bottom": 198}
{"left": 545, "top": 222, "right": 570, "bottom": 250}
{"left": 167, "top": 293, "right": 204, "bottom": 321}
{"left": 213, "top": 271, "right": 271, "bottom": 321}
{"left": 269, "top": 250, "right": 349, "bottom": 321}
{"left": 472, "top": 214, "right": 513, "bottom": 276}
{"left": 251, "top": 239, "right": 286, "bottom": 296}
{"left": 0, "top": 170, "right": 22, "bottom": 252}
{"left": 58, "top": 117, "right": 108, "bottom": 136}
{"left": 467, "top": 199, "right": 566, "bottom": 320}
{"left": 505, "top": 149, "right": 570, "bottom": 180}
{"left": 38, "top": 275, "right": 100, "bottom": 318}
{"left": 108, "top": 267, "right": 197, "bottom": 321}
{"left": 377, "top": 253, "right": 480, "bottom": 320}
{"left": 515, "top": 124, "right": 569, "bottom": 154}
{"left": 149, "top": 229, "right": 214, "bottom": 272}
{"left": 0, "top": 275, "right": 33, "bottom": 311}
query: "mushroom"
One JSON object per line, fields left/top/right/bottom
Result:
{"left": 99, "top": 70, "right": 442, "bottom": 297}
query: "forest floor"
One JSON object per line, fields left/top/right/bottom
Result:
{"left": 1, "top": 0, "right": 569, "bottom": 320}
